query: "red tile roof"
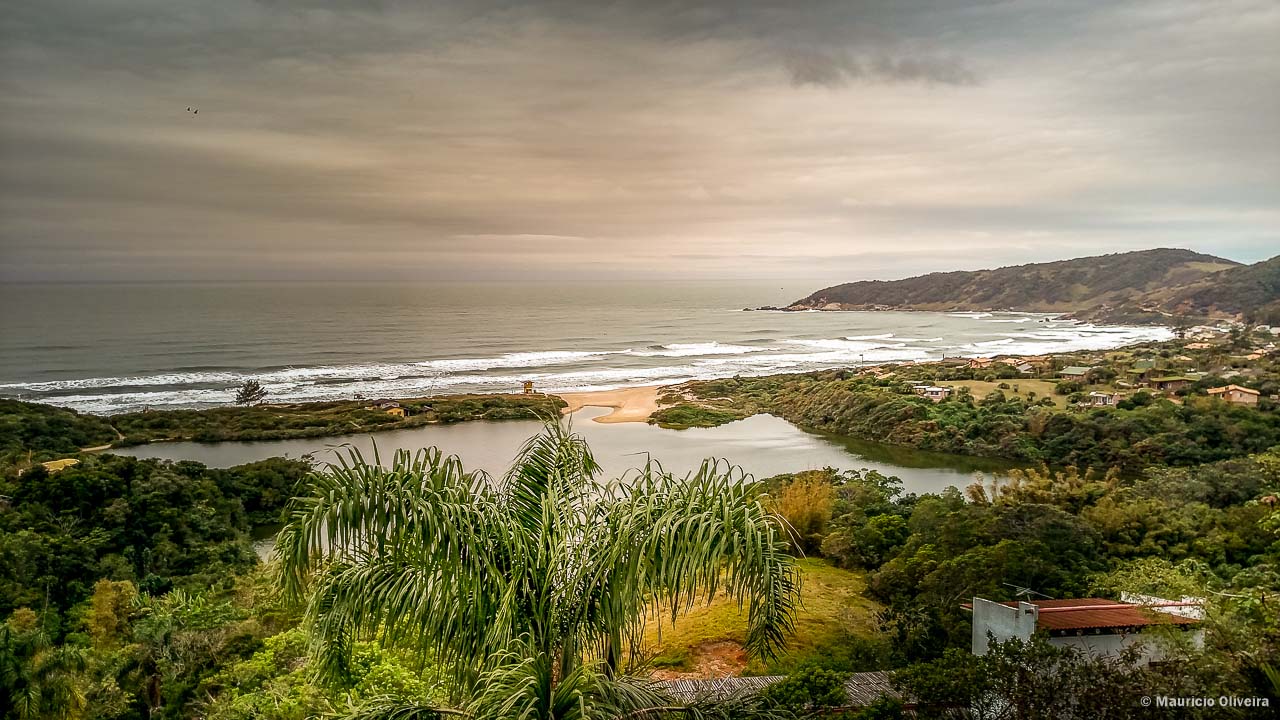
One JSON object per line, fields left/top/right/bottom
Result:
{"left": 974, "top": 598, "right": 1200, "bottom": 631}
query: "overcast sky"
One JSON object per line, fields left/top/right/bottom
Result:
{"left": 1, "top": 0, "right": 1277, "bottom": 284}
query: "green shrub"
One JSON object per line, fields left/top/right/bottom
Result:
{"left": 648, "top": 403, "right": 745, "bottom": 429}
{"left": 760, "top": 666, "right": 849, "bottom": 708}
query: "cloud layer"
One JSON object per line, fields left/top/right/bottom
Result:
{"left": 1, "top": 0, "right": 1277, "bottom": 283}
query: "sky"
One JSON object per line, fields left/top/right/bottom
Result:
{"left": 1, "top": 0, "right": 1277, "bottom": 284}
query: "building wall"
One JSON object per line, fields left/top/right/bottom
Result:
{"left": 971, "top": 598, "right": 1036, "bottom": 655}
{"left": 1051, "top": 629, "right": 1204, "bottom": 664}
{"left": 973, "top": 594, "right": 1204, "bottom": 662}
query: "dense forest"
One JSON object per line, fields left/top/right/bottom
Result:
{"left": 762, "top": 454, "right": 1279, "bottom": 677}
{"left": 3, "top": 333, "right": 1280, "bottom": 718}
{"left": 1, "top": 427, "right": 1278, "bottom": 718}
{"left": 0, "top": 394, "right": 565, "bottom": 465}
{"left": 0, "top": 455, "right": 309, "bottom": 619}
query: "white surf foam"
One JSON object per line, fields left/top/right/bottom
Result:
{"left": 629, "top": 342, "right": 765, "bottom": 357}
{"left": 5, "top": 319, "right": 1175, "bottom": 414}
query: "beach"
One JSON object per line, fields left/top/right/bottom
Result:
{"left": 556, "top": 385, "right": 664, "bottom": 423}
{"left": 0, "top": 282, "right": 1173, "bottom": 415}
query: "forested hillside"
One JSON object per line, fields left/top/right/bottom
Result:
{"left": 786, "top": 249, "right": 1237, "bottom": 313}
{"left": 1147, "top": 254, "right": 1280, "bottom": 323}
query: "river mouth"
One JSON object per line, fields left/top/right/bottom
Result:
{"left": 112, "top": 407, "right": 1019, "bottom": 498}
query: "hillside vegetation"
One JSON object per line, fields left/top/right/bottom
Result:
{"left": 0, "top": 394, "right": 566, "bottom": 467}
{"left": 782, "top": 248, "right": 1280, "bottom": 323}
{"left": 653, "top": 332, "right": 1280, "bottom": 473}
{"left": 1138, "top": 254, "right": 1280, "bottom": 324}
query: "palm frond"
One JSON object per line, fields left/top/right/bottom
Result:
{"left": 341, "top": 698, "right": 470, "bottom": 720}
{"left": 276, "top": 426, "right": 801, "bottom": 718}
{"left": 600, "top": 459, "right": 800, "bottom": 662}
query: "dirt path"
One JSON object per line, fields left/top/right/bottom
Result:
{"left": 80, "top": 424, "right": 125, "bottom": 453}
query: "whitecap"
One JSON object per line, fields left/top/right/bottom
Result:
{"left": 629, "top": 342, "right": 765, "bottom": 357}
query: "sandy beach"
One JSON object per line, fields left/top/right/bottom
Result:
{"left": 556, "top": 385, "right": 664, "bottom": 423}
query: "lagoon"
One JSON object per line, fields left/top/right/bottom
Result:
{"left": 113, "top": 407, "right": 1016, "bottom": 496}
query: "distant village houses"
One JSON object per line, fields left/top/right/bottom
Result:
{"left": 1082, "top": 391, "right": 1124, "bottom": 408}
{"left": 365, "top": 399, "right": 407, "bottom": 417}
{"left": 1127, "top": 359, "right": 1157, "bottom": 384}
{"left": 1207, "top": 384, "right": 1260, "bottom": 406}
{"left": 1057, "top": 365, "right": 1094, "bottom": 380}
{"left": 912, "top": 385, "right": 952, "bottom": 402}
{"left": 1149, "top": 375, "right": 1200, "bottom": 393}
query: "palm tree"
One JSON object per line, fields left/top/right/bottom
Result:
{"left": 0, "top": 617, "right": 87, "bottom": 720}
{"left": 276, "top": 423, "right": 800, "bottom": 720}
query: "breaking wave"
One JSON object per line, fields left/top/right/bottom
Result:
{"left": 2, "top": 319, "right": 1174, "bottom": 414}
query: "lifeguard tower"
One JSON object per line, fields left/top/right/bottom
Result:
{"left": 523, "top": 380, "right": 535, "bottom": 394}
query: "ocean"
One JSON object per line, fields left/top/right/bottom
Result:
{"left": 0, "top": 281, "right": 1173, "bottom": 415}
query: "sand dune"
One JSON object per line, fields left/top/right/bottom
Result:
{"left": 556, "top": 385, "right": 663, "bottom": 423}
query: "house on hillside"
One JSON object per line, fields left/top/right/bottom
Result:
{"left": 366, "top": 399, "right": 407, "bottom": 417}
{"left": 1058, "top": 366, "right": 1094, "bottom": 380}
{"left": 1014, "top": 362, "right": 1036, "bottom": 375}
{"left": 967, "top": 595, "right": 1202, "bottom": 665}
{"left": 912, "top": 385, "right": 952, "bottom": 402}
{"left": 1207, "top": 385, "right": 1260, "bottom": 406}
{"left": 1150, "top": 375, "right": 1197, "bottom": 393}
{"left": 1082, "top": 391, "right": 1124, "bottom": 408}
{"left": 1184, "top": 342, "right": 1214, "bottom": 350}
{"left": 1128, "top": 360, "right": 1158, "bottom": 385}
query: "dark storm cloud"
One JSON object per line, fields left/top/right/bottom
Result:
{"left": 0, "top": 0, "right": 1276, "bottom": 283}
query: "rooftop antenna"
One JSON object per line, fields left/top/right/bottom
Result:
{"left": 1004, "top": 583, "right": 1054, "bottom": 601}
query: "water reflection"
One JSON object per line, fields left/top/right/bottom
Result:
{"left": 114, "top": 407, "right": 1016, "bottom": 497}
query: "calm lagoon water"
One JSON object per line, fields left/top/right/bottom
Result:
{"left": 113, "top": 407, "right": 1016, "bottom": 497}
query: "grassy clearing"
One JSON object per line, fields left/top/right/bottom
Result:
{"left": 642, "top": 558, "right": 880, "bottom": 675}
{"left": 937, "top": 379, "right": 1068, "bottom": 407}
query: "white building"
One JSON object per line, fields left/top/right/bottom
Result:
{"left": 967, "top": 596, "right": 1202, "bottom": 665}
{"left": 912, "top": 385, "right": 953, "bottom": 402}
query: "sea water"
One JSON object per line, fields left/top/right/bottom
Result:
{"left": 0, "top": 281, "right": 1171, "bottom": 414}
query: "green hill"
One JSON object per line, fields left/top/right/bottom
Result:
{"left": 1134, "top": 254, "right": 1280, "bottom": 324}
{"left": 780, "top": 248, "right": 1277, "bottom": 323}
